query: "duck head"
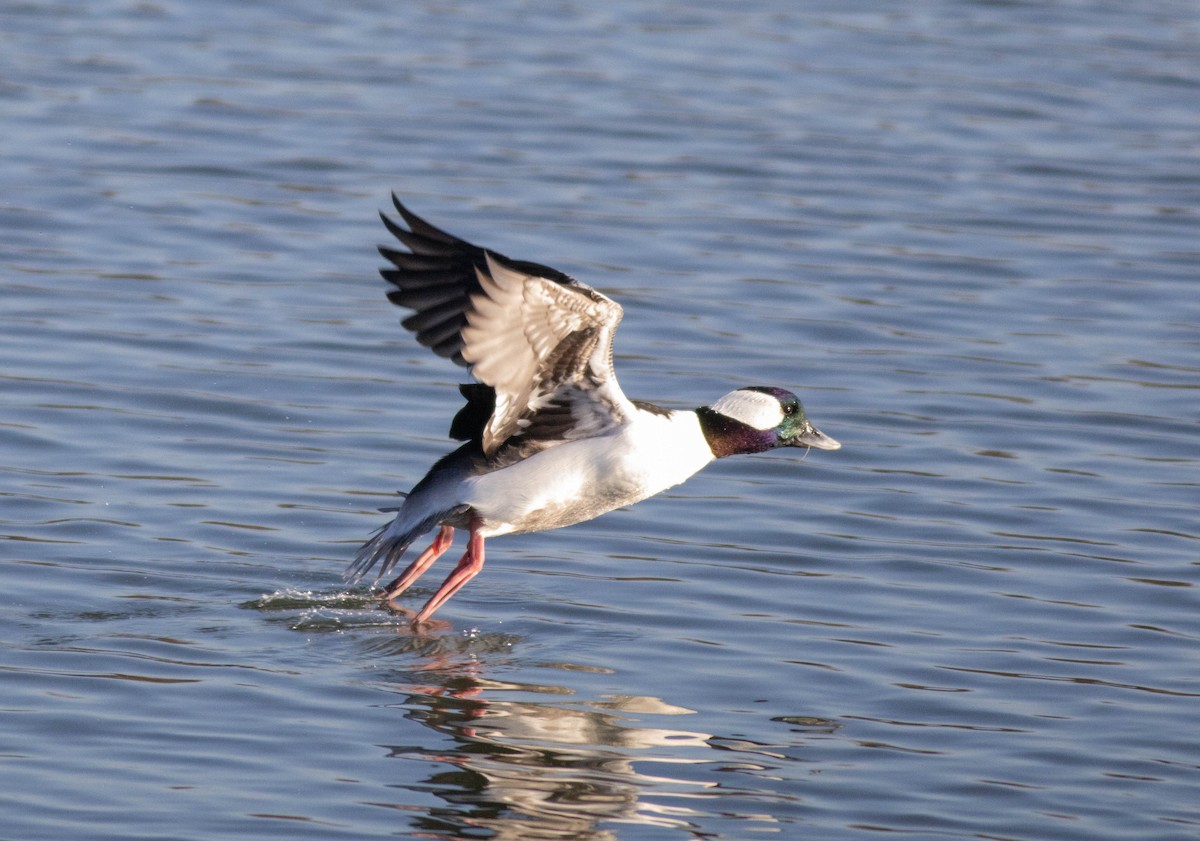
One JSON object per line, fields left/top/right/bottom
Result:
{"left": 698, "top": 386, "right": 840, "bottom": 458}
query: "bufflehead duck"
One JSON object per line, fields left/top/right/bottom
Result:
{"left": 347, "top": 195, "right": 841, "bottom": 623}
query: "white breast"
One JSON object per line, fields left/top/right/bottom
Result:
{"left": 464, "top": 409, "right": 714, "bottom": 537}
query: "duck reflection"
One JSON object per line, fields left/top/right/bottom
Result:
{"left": 261, "top": 593, "right": 837, "bottom": 836}
{"left": 363, "top": 635, "right": 720, "bottom": 839}
{"left": 394, "top": 690, "right": 723, "bottom": 838}
{"left": 351, "top": 617, "right": 841, "bottom": 839}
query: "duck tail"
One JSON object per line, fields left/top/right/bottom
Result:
{"left": 344, "top": 503, "right": 469, "bottom": 587}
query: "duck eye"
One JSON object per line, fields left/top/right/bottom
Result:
{"left": 783, "top": 403, "right": 796, "bottom": 416}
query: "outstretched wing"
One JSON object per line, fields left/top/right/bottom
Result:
{"left": 378, "top": 195, "right": 636, "bottom": 456}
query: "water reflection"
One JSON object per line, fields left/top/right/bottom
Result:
{"left": 376, "top": 674, "right": 711, "bottom": 838}
{"left": 362, "top": 636, "right": 829, "bottom": 839}
{"left": 251, "top": 590, "right": 839, "bottom": 838}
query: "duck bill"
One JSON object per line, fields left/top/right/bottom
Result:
{"left": 789, "top": 424, "right": 841, "bottom": 451}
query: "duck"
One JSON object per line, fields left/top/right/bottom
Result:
{"left": 346, "top": 195, "right": 841, "bottom": 623}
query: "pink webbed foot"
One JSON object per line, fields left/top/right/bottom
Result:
{"left": 412, "top": 525, "right": 485, "bottom": 624}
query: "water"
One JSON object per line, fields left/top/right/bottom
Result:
{"left": 3, "top": 0, "right": 1198, "bottom": 838}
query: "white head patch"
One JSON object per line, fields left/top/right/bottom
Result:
{"left": 710, "top": 389, "right": 785, "bottom": 430}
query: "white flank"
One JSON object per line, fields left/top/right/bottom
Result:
{"left": 464, "top": 409, "right": 714, "bottom": 537}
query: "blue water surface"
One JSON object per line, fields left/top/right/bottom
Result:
{"left": 2, "top": 1, "right": 1198, "bottom": 839}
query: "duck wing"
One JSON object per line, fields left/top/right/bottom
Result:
{"left": 379, "top": 196, "right": 636, "bottom": 457}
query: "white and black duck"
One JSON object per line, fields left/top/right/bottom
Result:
{"left": 347, "top": 196, "right": 841, "bottom": 623}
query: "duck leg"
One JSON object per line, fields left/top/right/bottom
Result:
{"left": 413, "top": 524, "right": 485, "bottom": 623}
{"left": 380, "top": 525, "right": 455, "bottom": 602}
